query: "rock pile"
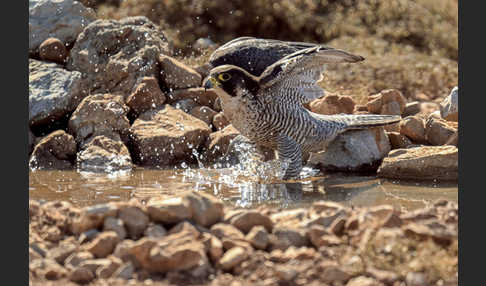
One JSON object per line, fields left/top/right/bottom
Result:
{"left": 29, "top": 192, "right": 458, "bottom": 285}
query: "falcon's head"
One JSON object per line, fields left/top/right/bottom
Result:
{"left": 203, "top": 65, "right": 259, "bottom": 99}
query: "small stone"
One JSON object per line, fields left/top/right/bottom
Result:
{"left": 118, "top": 204, "right": 149, "bottom": 239}
{"left": 400, "top": 116, "right": 426, "bottom": 143}
{"left": 84, "top": 231, "right": 120, "bottom": 258}
{"left": 275, "top": 266, "right": 298, "bottom": 281}
{"left": 126, "top": 76, "right": 167, "bottom": 116}
{"left": 425, "top": 117, "right": 457, "bottom": 146}
{"left": 76, "top": 135, "right": 133, "bottom": 172}
{"left": 78, "top": 229, "right": 100, "bottom": 244}
{"left": 146, "top": 196, "right": 192, "bottom": 224}
{"left": 159, "top": 55, "right": 202, "bottom": 89}
{"left": 103, "top": 217, "right": 127, "bottom": 240}
{"left": 96, "top": 256, "right": 122, "bottom": 279}
{"left": 29, "top": 130, "right": 76, "bottom": 170}
{"left": 39, "top": 37, "right": 68, "bottom": 64}
{"left": 212, "top": 112, "right": 230, "bottom": 130}
{"left": 203, "top": 125, "right": 240, "bottom": 164}
{"left": 71, "top": 203, "right": 118, "bottom": 234}
{"left": 30, "top": 258, "right": 68, "bottom": 280}
{"left": 65, "top": 251, "right": 94, "bottom": 269}
{"left": 226, "top": 210, "right": 273, "bottom": 234}
{"left": 387, "top": 132, "right": 413, "bottom": 149}
{"left": 320, "top": 262, "right": 352, "bottom": 284}
{"left": 405, "top": 272, "right": 428, "bottom": 286}
{"left": 183, "top": 192, "right": 224, "bottom": 227}
{"left": 403, "top": 101, "right": 421, "bottom": 117}
{"left": 439, "top": 86, "right": 458, "bottom": 122}
{"left": 366, "top": 266, "right": 399, "bottom": 285}
{"left": 113, "top": 262, "right": 134, "bottom": 280}
{"left": 167, "top": 221, "right": 200, "bottom": 236}
{"left": 167, "top": 87, "right": 219, "bottom": 107}
{"left": 271, "top": 227, "right": 309, "bottom": 250}
{"left": 309, "top": 94, "right": 355, "bottom": 115}
{"left": 329, "top": 216, "right": 346, "bottom": 236}
{"left": 245, "top": 226, "right": 269, "bottom": 250}
{"left": 69, "top": 266, "right": 94, "bottom": 284}
{"left": 367, "top": 89, "right": 406, "bottom": 115}
{"left": 211, "top": 223, "right": 245, "bottom": 240}
{"left": 190, "top": 106, "right": 218, "bottom": 126}
{"left": 172, "top": 98, "right": 200, "bottom": 113}
{"left": 346, "top": 276, "right": 384, "bottom": 286}
{"left": 143, "top": 223, "right": 167, "bottom": 238}
{"left": 46, "top": 242, "right": 77, "bottom": 264}
{"left": 218, "top": 246, "right": 248, "bottom": 271}
{"left": 112, "top": 239, "right": 135, "bottom": 262}
{"left": 208, "top": 235, "right": 224, "bottom": 262}
{"left": 78, "top": 258, "right": 112, "bottom": 273}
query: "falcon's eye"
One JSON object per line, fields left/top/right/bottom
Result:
{"left": 218, "top": 73, "right": 231, "bottom": 81}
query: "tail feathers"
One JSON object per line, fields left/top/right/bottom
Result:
{"left": 313, "top": 113, "right": 401, "bottom": 129}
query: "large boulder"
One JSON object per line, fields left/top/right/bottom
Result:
{"left": 76, "top": 135, "right": 133, "bottom": 172}
{"left": 128, "top": 105, "right": 211, "bottom": 166}
{"left": 29, "top": 59, "right": 87, "bottom": 129}
{"left": 66, "top": 17, "right": 171, "bottom": 97}
{"left": 308, "top": 94, "right": 355, "bottom": 115}
{"left": 377, "top": 145, "right": 458, "bottom": 180}
{"left": 68, "top": 94, "right": 130, "bottom": 145}
{"left": 308, "top": 127, "right": 391, "bottom": 172}
{"left": 439, "top": 86, "right": 458, "bottom": 122}
{"left": 29, "top": 130, "right": 76, "bottom": 170}
{"left": 29, "top": 0, "right": 96, "bottom": 55}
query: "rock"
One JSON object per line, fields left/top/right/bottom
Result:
{"left": 399, "top": 116, "right": 426, "bottom": 143}
{"left": 387, "top": 132, "right": 412, "bottom": 149}
{"left": 271, "top": 227, "right": 309, "bottom": 250}
{"left": 29, "top": 0, "right": 96, "bottom": 54}
{"left": 118, "top": 204, "right": 149, "bottom": 239}
{"left": 96, "top": 256, "right": 122, "bottom": 278}
{"left": 193, "top": 38, "right": 217, "bottom": 51}
{"left": 211, "top": 223, "right": 245, "bottom": 240}
{"left": 29, "top": 130, "right": 76, "bottom": 170}
{"left": 28, "top": 129, "right": 36, "bottom": 154}
{"left": 183, "top": 192, "right": 224, "bottom": 227}
{"left": 274, "top": 265, "right": 298, "bottom": 281}
{"left": 46, "top": 242, "right": 77, "bottom": 264}
{"left": 126, "top": 77, "right": 167, "bottom": 116}
{"left": 76, "top": 135, "right": 133, "bottom": 172}
{"left": 144, "top": 223, "right": 167, "bottom": 238}
{"left": 112, "top": 239, "right": 135, "bottom": 262}
{"left": 78, "top": 229, "right": 100, "bottom": 244}
{"left": 128, "top": 105, "right": 211, "bottom": 166}
{"left": 207, "top": 235, "right": 224, "bottom": 262}
{"left": 29, "top": 59, "right": 86, "bottom": 128}
{"left": 71, "top": 203, "right": 118, "bottom": 234}
{"left": 218, "top": 246, "right": 248, "bottom": 271}
{"left": 212, "top": 112, "right": 231, "bottom": 130}
{"left": 309, "top": 94, "right": 356, "bottom": 115}
{"left": 203, "top": 125, "right": 240, "bottom": 164}
{"left": 440, "top": 86, "right": 458, "bottom": 122}
{"left": 308, "top": 127, "right": 391, "bottom": 172}
{"left": 84, "top": 231, "right": 120, "bottom": 258}
{"left": 320, "top": 262, "right": 352, "bottom": 284}
{"left": 66, "top": 16, "right": 170, "bottom": 96}
{"left": 146, "top": 197, "right": 192, "bottom": 224}
{"left": 377, "top": 146, "right": 458, "bottom": 180}
{"left": 226, "top": 210, "right": 273, "bottom": 233}
{"left": 78, "top": 258, "right": 112, "bottom": 273}
{"left": 171, "top": 98, "right": 201, "bottom": 113}
{"left": 445, "top": 131, "right": 458, "bottom": 146}
{"left": 414, "top": 92, "right": 430, "bottom": 101}
{"left": 65, "top": 251, "right": 94, "bottom": 269}
{"left": 366, "top": 267, "right": 399, "bottom": 285}
{"left": 245, "top": 226, "right": 269, "bottom": 250}
{"left": 367, "top": 89, "right": 406, "bottom": 115}
{"left": 419, "top": 102, "right": 440, "bottom": 117}
{"left": 39, "top": 38, "right": 68, "bottom": 64}
{"left": 425, "top": 117, "right": 457, "bottom": 146}
{"left": 30, "top": 258, "right": 68, "bottom": 280}
{"left": 405, "top": 272, "right": 428, "bottom": 286}
{"left": 69, "top": 266, "right": 95, "bottom": 284}
{"left": 346, "top": 276, "right": 384, "bottom": 286}
{"left": 159, "top": 55, "right": 202, "bottom": 90}
{"left": 166, "top": 88, "right": 218, "bottom": 108}
{"left": 190, "top": 106, "right": 218, "bottom": 126}
{"left": 113, "top": 262, "right": 134, "bottom": 279}
{"left": 68, "top": 94, "right": 130, "bottom": 145}
{"left": 403, "top": 101, "right": 421, "bottom": 117}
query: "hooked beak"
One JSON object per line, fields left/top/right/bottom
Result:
{"left": 203, "top": 76, "right": 218, "bottom": 91}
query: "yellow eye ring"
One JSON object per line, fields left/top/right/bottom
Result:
{"left": 218, "top": 73, "right": 231, "bottom": 81}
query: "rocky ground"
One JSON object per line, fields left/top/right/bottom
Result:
{"left": 29, "top": 0, "right": 459, "bottom": 181}
{"left": 29, "top": 192, "right": 458, "bottom": 285}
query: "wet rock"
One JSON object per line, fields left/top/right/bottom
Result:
{"left": 190, "top": 106, "right": 218, "bottom": 126}
{"left": 69, "top": 265, "right": 94, "bottom": 284}
{"left": 211, "top": 223, "right": 245, "bottom": 240}
{"left": 367, "top": 89, "right": 406, "bottom": 115}
{"left": 159, "top": 55, "right": 202, "bottom": 90}
{"left": 246, "top": 225, "right": 269, "bottom": 250}
{"left": 183, "top": 192, "right": 224, "bottom": 227}
{"left": 71, "top": 203, "right": 118, "bottom": 234}
{"left": 46, "top": 242, "right": 77, "bottom": 264}
{"left": 425, "top": 117, "right": 457, "bottom": 146}
{"left": 166, "top": 88, "right": 218, "bottom": 108}
{"left": 309, "top": 94, "right": 355, "bottom": 115}
{"left": 399, "top": 116, "right": 426, "bottom": 143}
{"left": 144, "top": 223, "right": 167, "bottom": 238}
{"left": 117, "top": 204, "right": 149, "bottom": 239}
{"left": 212, "top": 112, "right": 231, "bottom": 130}
{"left": 171, "top": 98, "right": 201, "bottom": 113}
{"left": 203, "top": 125, "right": 240, "bottom": 164}
{"left": 308, "top": 127, "right": 391, "bottom": 172}
{"left": 126, "top": 77, "right": 167, "bottom": 116}
{"left": 84, "top": 231, "right": 120, "bottom": 258}
{"left": 29, "top": 0, "right": 96, "bottom": 54}
{"left": 65, "top": 251, "right": 94, "bottom": 269}
{"left": 128, "top": 105, "right": 211, "bottom": 166}
{"left": 377, "top": 145, "right": 458, "bottom": 180}
{"left": 218, "top": 246, "right": 248, "bottom": 271}
{"left": 271, "top": 227, "right": 309, "bottom": 250}
{"left": 225, "top": 210, "right": 273, "bottom": 233}
{"left": 146, "top": 197, "right": 191, "bottom": 224}
{"left": 403, "top": 101, "right": 421, "bottom": 117}
{"left": 29, "top": 130, "right": 76, "bottom": 170}
{"left": 76, "top": 135, "right": 133, "bottom": 172}
{"left": 39, "top": 38, "right": 68, "bottom": 64}
{"left": 387, "top": 132, "right": 413, "bottom": 149}
{"left": 440, "top": 86, "right": 458, "bottom": 122}
{"left": 67, "top": 17, "right": 170, "bottom": 96}
{"left": 346, "top": 276, "right": 384, "bottom": 286}
{"left": 29, "top": 59, "right": 86, "bottom": 128}
{"left": 30, "top": 258, "right": 68, "bottom": 280}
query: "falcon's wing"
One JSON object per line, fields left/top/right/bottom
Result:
{"left": 209, "top": 37, "right": 325, "bottom": 76}
{"left": 258, "top": 46, "right": 364, "bottom": 104}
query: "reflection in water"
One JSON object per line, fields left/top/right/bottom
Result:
{"left": 29, "top": 167, "right": 458, "bottom": 210}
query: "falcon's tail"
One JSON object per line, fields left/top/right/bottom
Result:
{"left": 312, "top": 113, "right": 401, "bottom": 130}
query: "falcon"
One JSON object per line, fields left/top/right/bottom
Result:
{"left": 203, "top": 37, "right": 400, "bottom": 180}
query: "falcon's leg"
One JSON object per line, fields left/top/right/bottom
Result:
{"left": 277, "top": 134, "right": 303, "bottom": 180}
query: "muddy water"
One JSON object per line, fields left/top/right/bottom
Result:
{"left": 29, "top": 168, "right": 457, "bottom": 210}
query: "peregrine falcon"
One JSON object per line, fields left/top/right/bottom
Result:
{"left": 204, "top": 37, "right": 401, "bottom": 180}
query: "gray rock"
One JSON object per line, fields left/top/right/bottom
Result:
{"left": 308, "top": 127, "right": 391, "bottom": 172}
{"left": 66, "top": 16, "right": 171, "bottom": 97}
{"left": 29, "top": 0, "right": 96, "bottom": 54}
{"left": 29, "top": 130, "right": 76, "bottom": 170}
{"left": 440, "top": 86, "right": 458, "bottom": 122}
{"left": 29, "top": 59, "right": 86, "bottom": 128}
{"left": 76, "top": 135, "right": 133, "bottom": 172}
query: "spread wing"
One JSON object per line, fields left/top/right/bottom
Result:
{"left": 258, "top": 46, "right": 364, "bottom": 104}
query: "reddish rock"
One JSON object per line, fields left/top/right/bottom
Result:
{"left": 387, "top": 132, "right": 413, "bottom": 149}
{"left": 117, "top": 204, "right": 149, "bottom": 239}
{"left": 245, "top": 225, "right": 269, "bottom": 250}
{"left": 399, "top": 116, "right": 426, "bottom": 143}
{"left": 309, "top": 94, "right": 355, "bottom": 115}
{"left": 84, "top": 231, "right": 120, "bottom": 258}
{"left": 226, "top": 210, "right": 273, "bottom": 233}
{"left": 203, "top": 125, "right": 240, "bottom": 164}
{"left": 403, "top": 101, "right": 421, "bottom": 117}
{"left": 367, "top": 89, "right": 406, "bottom": 115}
{"left": 167, "top": 87, "right": 218, "bottom": 108}
{"left": 159, "top": 55, "right": 202, "bottom": 90}
{"left": 190, "top": 106, "right": 218, "bottom": 126}
{"left": 29, "top": 130, "right": 76, "bottom": 170}
{"left": 69, "top": 265, "right": 94, "bottom": 284}
{"left": 76, "top": 135, "right": 133, "bottom": 172}
{"left": 218, "top": 246, "right": 248, "bottom": 271}
{"left": 126, "top": 77, "right": 167, "bottom": 116}
{"left": 71, "top": 203, "right": 118, "bottom": 234}
{"left": 425, "top": 117, "right": 457, "bottom": 146}
{"left": 211, "top": 223, "right": 245, "bottom": 240}
{"left": 183, "top": 192, "right": 224, "bottom": 227}
{"left": 39, "top": 38, "right": 68, "bottom": 64}
{"left": 212, "top": 112, "right": 231, "bottom": 130}
{"left": 146, "top": 196, "right": 192, "bottom": 224}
